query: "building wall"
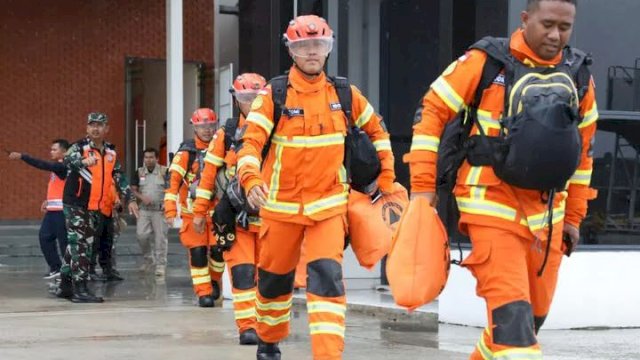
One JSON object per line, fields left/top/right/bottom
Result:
{"left": 0, "top": 0, "right": 214, "bottom": 220}
{"left": 509, "top": 0, "right": 640, "bottom": 109}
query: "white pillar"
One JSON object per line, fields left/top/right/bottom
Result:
{"left": 167, "top": 0, "right": 184, "bottom": 161}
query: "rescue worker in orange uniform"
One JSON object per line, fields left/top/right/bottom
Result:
{"left": 405, "top": 1, "right": 598, "bottom": 359}
{"left": 237, "top": 15, "right": 395, "bottom": 360}
{"left": 192, "top": 73, "right": 267, "bottom": 346}
{"left": 164, "top": 108, "right": 224, "bottom": 307}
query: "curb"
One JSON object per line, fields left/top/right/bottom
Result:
{"left": 292, "top": 297, "right": 439, "bottom": 331}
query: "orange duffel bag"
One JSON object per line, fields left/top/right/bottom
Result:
{"left": 386, "top": 196, "right": 450, "bottom": 311}
{"left": 347, "top": 183, "right": 409, "bottom": 270}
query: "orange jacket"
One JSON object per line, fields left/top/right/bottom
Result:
{"left": 193, "top": 116, "right": 262, "bottom": 232}
{"left": 237, "top": 66, "right": 395, "bottom": 225}
{"left": 404, "top": 29, "right": 598, "bottom": 237}
{"left": 164, "top": 136, "right": 213, "bottom": 219}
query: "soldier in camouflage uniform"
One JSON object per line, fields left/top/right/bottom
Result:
{"left": 55, "top": 112, "right": 139, "bottom": 303}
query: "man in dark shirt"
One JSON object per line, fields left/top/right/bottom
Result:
{"left": 8, "top": 139, "right": 70, "bottom": 278}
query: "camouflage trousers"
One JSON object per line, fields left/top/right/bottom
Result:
{"left": 60, "top": 205, "right": 105, "bottom": 281}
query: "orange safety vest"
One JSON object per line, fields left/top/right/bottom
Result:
{"left": 46, "top": 171, "right": 65, "bottom": 211}
{"left": 83, "top": 145, "right": 117, "bottom": 215}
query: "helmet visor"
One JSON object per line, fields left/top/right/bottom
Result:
{"left": 193, "top": 122, "right": 217, "bottom": 131}
{"left": 287, "top": 37, "right": 333, "bottom": 58}
{"left": 234, "top": 90, "right": 259, "bottom": 104}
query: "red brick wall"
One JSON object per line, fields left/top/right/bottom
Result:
{"left": 0, "top": 0, "right": 214, "bottom": 220}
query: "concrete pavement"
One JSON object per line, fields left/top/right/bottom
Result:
{"left": 0, "top": 224, "right": 638, "bottom": 359}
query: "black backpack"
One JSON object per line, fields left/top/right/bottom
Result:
{"left": 267, "top": 75, "right": 381, "bottom": 193}
{"left": 177, "top": 139, "right": 207, "bottom": 200}
{"left": 435, "top": 37, "right": 592, "bottom": 271}
{"left": 437, "top": 37, "right": 592, "bottom": 196}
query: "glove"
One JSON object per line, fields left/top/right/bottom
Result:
{"left": 212, "top": 193, "right": 237, "bottom": 251}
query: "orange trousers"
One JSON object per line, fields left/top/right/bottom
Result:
{"left": 224, "top": 227, "right": 260, "bottom": 333}
{"left": 257, "top": 215, "right": 347, "bottom": 360}
{"left": 294, "top": 240, "right": 307, "bottom": 288}
{"left": 464, "top": 223, "right": 564, "bottom": 360}
{"left": 179, "top": 216, "right": 225, "bottom": 297}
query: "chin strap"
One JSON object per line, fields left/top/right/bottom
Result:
{"left": 294, "top": 63, "right": 322, "bottom": 78}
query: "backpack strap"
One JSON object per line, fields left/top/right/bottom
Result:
{"left": 327, "top": 75, "right": 356, "bottom": 183}
{"left": 177, "top": 139, "right": 197, "bottom": 177}
{"left": 265, "top": 75, "right": 289, "bottom": 162}
{"left": 461, "top": 37, "right": 511, "bottom": 137}
{"left": 470, "top": 37, "right": 512, "bottom": 117}
{"left": 224, "top": 117, "right": 241, "bottom": 152}
{"left": 328, "top": 76, "right": 353, "bottom": 126}
{"left": 563, "top": 46, "right": 593, "bottom": 102}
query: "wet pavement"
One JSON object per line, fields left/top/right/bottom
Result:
{"left": 1, "top": 225, "right": 639, "bottom": 359}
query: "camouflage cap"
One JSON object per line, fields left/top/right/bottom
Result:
{"left": 87, "top": 112, "right": 108, "bottom": 124}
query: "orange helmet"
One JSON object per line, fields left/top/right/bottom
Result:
{"left": 190, "top": 108, "right": 217, "bottom": 125}
{"left": 283, "top": 15, "right": 334, "bottom": 57}
{"left": 230, "top": 73, "right": 266, "bottom": 104}
{"left": 231, "top": 73, "right": 266, "bottom": 92}
{"left": 283, "top": 15, "right": 333, "bottom": 43}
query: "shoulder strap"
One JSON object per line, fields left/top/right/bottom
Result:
{"left": 563, "top": 46, "right": 593, "bottom": 101}
{"left": 470, "top": 37, "right": 511, "bottom": 68}
{"left": 328, "top": 76, "right": 353, "bottom": 125}
{"left": 224, "top": 117, "right": 241, "bottom": 151}
{"left": 469, "top": 37, "right": 511, "bottom": 108}
{"left": 177, "top": 139, "right": 197, "bottom": 176}
{"left": 265, "top": 75, "right": 289, "bottom": 162}
{"left": 465, "top": 37, "right": 512, "bottom": 137}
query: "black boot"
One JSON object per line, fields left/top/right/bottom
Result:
{"left": 198, "top": 294, "right": 214, "bottom": 307}
{"left": 257, "top": 339, "right": 281, "bottom": 360}
{"left": 88, "top": 266, "right": 99, "bottom": 281}
{"left": 239, "top": 328, "right": 258, "bottom": 345}
{"left": 103, "top": 267, "right": 124, "bottom": 282}
{"left": 71, "top": 279, "right": 104, "bottom": 303}
{"left": 54, "top": 273, "right": 73, "bottom": 299}
{"left": 211, "top": 280, "right": 221, "bottom": 300}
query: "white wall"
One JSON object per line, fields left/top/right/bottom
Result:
{"left": 143, "top": 62, "right": 167, "bottom": 153}
{"left": 439, "top": 250, "right": 640, "bottom": 329}
{"left": 182, "top": 63, "right": 199, "bottom": 141}
{"left": 325, "top": 0, "right": 381, "bottom": 109}
{"left": 140, "top": 61, "right": 199, "bottom": 154}
{"left": 324, "top": 0, "right": 384, "bottom": 288}
{"left": 346, "top": 0, "right": 382, "bottom": 109}
{"left": 214, "top": 0, "right": 240, "bottom": 117}
{"left": 217, "top": 0, "right": 239, "bottom": 72}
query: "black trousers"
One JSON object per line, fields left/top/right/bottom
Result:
{"left": 39, "top": 211, "right": 68, "bottom": 272}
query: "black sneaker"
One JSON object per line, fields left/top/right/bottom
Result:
{"left": 43, "top": 270, "right": 61, "bottom": 279}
